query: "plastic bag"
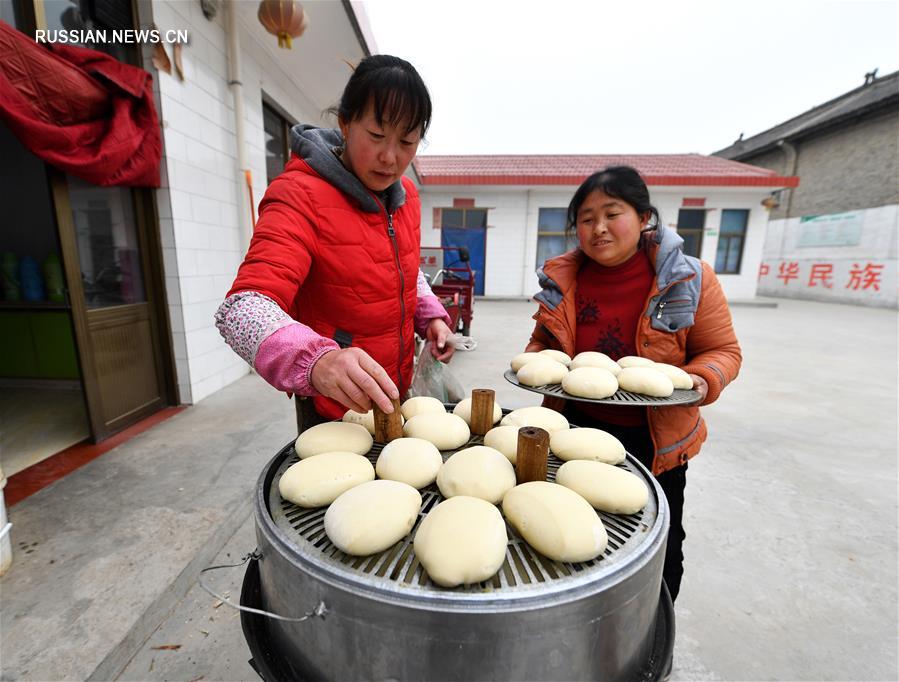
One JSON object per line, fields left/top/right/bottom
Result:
{"left": 446, "top": 333, "right": 477, "bottom": 352}
{"left": 408, "top": 341, "right": 466, "bottom": 403}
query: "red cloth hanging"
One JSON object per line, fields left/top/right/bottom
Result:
{"left": 0, "top": 20, "right": 161, "bottom": 187}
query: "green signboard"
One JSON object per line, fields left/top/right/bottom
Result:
{"left": 798, "top": 211, "right": 863, "bottom": 247}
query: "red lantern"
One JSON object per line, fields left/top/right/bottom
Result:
{"left": 257, "top": 0, "right": 308, "bottom": 49}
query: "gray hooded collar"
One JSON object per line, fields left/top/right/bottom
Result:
{"left": 647, "top": 225, "right": 696, "bottom": 289}
{"left": 289, "top": 124, "right": 406, "bottom": 214}
{"left": 532, "top": 225, "right": 699, "bottom": 314}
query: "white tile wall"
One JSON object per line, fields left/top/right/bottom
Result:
{"left": 143, "top": 0, "right": 363, "bottom": 404}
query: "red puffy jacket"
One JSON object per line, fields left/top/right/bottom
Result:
{"left": 228, "top": 153, "right": 420, "bottom": 419}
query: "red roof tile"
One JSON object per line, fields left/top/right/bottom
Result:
{"left": 412, "top": 154, "right": 798, "bottom": 187}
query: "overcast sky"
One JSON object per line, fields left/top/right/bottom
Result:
{"left": 362, "top": 0, "right": 898, "bottom": 156}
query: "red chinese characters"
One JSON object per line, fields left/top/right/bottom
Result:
{"left": 777, "top": 262, "right": 800, "bottom": 285}
{"left": 808, "top": 263, "right": 834, "bottom": 289}
{"left": 846, "top": 263, "right": 883, "bottom": 291}
{"left": 768, "top": 260, "right": 886, "bottom": 296}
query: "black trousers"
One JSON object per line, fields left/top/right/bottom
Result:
{"left": 563, "top": 406, "right": 687, "bottom": 602}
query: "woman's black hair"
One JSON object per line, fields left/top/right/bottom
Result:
{"left": 565, "top": 166, "right": 661, "bottom": 238}
{"left": 332, "top": 55, "right": 432, "bottom": 136}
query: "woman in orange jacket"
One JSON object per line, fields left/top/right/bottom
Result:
{"left": 526, "top": 166, "right": 742, "bottom": 602}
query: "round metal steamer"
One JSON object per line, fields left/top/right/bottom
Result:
{"left": 251, "top": 419, "right": 671, "bottom": 682}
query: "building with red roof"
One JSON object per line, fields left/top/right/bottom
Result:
{"left": 413, "top": 153, "right": 796, "bottom": 188}
{"left": 410, "top": 153, "right": 797, "bottom": 305}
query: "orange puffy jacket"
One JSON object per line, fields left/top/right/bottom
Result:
{"left": 526, "top": 228, "right": 742, "bottom": 475}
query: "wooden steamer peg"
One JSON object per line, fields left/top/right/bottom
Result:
{"left": 516, "top": 427, "right": 549, "bottom": 484}
{"left": 373, "top": 398, "right": 403, "bottom": 443}
{"left": 469, "top": 388, "right": 496, "bottom": 436}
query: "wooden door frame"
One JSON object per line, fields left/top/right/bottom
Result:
{"left": 48, "top": 170, "right": 106, "bottom": 439}
{"left": 48, "top": 170, "right": 176, "bottom": 441}
{"left": 132, "top": 186, "right": 177, "bottom": 408}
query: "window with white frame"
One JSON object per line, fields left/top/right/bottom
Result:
{"left": 535, "top": 208, "right": 576, "bottom": 268}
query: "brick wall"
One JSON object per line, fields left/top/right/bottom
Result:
{"left": 740, "top": 111, "right": 899, "bottom": 220}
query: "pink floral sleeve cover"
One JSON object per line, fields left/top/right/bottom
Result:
{"left": 216, "top": 281, "right": 451, "bottom": 396}
{"left": 214, "top": 291, "right": 336, "bottom": 396}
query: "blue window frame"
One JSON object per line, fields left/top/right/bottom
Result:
{"left": 715, "top": 209, "right": 749, "bottom": 274}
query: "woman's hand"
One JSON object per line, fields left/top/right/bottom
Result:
{"left": 426, "top": 318, "right": 455, "bottom": 362}
{"left": 688, "top": 373, "right": 708, "bottom": 403}
{"left": 310, "top": 347, "right": 399, "bottom": 414}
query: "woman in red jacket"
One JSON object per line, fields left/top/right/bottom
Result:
{"left": 526, "top": 166, "right": 742, "bottom": 603}
{"left": 216, "top": 55, "right": 453, "bottom": 430}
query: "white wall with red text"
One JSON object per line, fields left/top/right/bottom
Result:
{"left": 758, "top": 204, "right": 898, "bottom": 308}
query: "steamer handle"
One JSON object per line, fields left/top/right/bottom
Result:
{"left": 199, "top": 549, "right": 328, "bottom": 623}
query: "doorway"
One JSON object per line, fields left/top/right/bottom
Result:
{"left": 51, "top": 171, "right": 172, "bottom": 439}
{"left": 0, "top": 0, "right": 175, "bottom": 482}
{"left": 439, "top": 207, "right": 487, "bottom": 296}
{"left": 0, "top": 122, "right": 174, "bottom": 478}
{"left": 0, "top": 124, "right": 90, "bottom": 475}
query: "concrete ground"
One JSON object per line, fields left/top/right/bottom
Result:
{"left": 1, "top": 298, "right": 896, "bottom": 681}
